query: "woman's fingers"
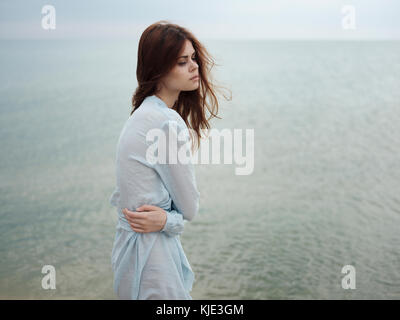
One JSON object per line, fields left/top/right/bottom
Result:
{"left": 126, "top": 215, "right": 145, "bottom": 227}
{"left": 129, "top": 222, "right": 143, "bottom": 228}
{"left": 132, "top": 228, "right": 145, "bottom": 233}
{"left": 136, "top": 204, "right": 160, "bottom": 212}
{"left": 131, "top": 226, "right": 145, "bottom": 233}
{"left": 123, "top": 207, "right": 159, "bottom": 234}
{"left": 123, "top": 208, "right": 147, "bottom": 222}
{"left": 122, "top": 210, "right": 145, "bottom": 231}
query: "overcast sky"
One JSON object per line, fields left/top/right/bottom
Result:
{"left": 0, "top": 0, "right": 399, "bottom": 40}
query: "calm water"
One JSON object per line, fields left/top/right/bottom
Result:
{"left": 0, "top": 39, "right": 399, "bottom": 299}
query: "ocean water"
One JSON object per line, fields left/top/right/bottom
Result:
{"left": 0, "top": 39, "right": 399, "bottom": 299}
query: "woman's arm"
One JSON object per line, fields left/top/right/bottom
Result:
{"left": 122, "top": 204, "right": 184, "bottom": 237}
{"left": 122, "top": 119, "right": 200, "bottom": 236}
{"left": 153, "top": 119, "right": 200, "bottom": 222}
{"left": 160, "top": 201, "right": 184, "bottom": 237}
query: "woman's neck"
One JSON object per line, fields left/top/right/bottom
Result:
{"left": 155, "top": 89, "right": 180, "bottom": 109}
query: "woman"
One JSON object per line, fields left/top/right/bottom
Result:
{"left": 109, "top": 21, "right": 227, "bottom": 300}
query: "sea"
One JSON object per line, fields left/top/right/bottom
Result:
{"left": 0, "top": 39, "right": 399, "bottom": 299}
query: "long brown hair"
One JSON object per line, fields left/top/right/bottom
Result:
{"left": 131, "top": 20, "right": 231, "bottom": 151}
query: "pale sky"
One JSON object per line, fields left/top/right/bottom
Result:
{"left": 0, "top": 0, "right": 399, "bottom": 40}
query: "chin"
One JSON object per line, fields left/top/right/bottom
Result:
{"left": 182, "top": 85, "right": 199, "bottom": 92}
{"left": 190, "top": 83, "right": 200, "bottom": 90}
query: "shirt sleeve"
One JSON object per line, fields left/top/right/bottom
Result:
{"left": 152, "top": 119, "right": 200, "bottom": 225}
{"left": 161, "top": 201, "right": 185, "bottom": 237}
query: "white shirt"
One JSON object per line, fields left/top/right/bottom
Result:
{"left": 109, "top": 94, "right": 200, "bottom": 299}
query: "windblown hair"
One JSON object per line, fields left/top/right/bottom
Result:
{"left": 131, "top": 20, "right": 231, "bottom": 151}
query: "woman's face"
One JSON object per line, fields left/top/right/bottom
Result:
{"left": 159, "top": 39, "right": 200, "bottom": 92}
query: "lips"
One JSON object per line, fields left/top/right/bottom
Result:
{"left": 190, "top": 75, "right": 199, "bottom": 80}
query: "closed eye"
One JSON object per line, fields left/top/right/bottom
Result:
{"left": 178, "top": 55, "right": 197, "bottom": 66}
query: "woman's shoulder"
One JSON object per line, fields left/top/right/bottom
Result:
{"left": 139, "top": 96, "right": 187, "bottom": 129}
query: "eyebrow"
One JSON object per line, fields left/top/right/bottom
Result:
{"left": 178, "top": 51, "right": 196, "bottom": 59}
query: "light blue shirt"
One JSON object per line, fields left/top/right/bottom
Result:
{"left": 109, "top": 95, "right": 200, "bottom": 299}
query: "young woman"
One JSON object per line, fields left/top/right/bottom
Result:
{"left": 109, "top": 21, "right": 226, "bottom": 300}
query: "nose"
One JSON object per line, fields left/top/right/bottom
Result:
{"left": 190, "top": 59, "right": 198, "bottom": 71}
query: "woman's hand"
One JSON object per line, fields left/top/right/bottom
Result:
{"left": 122, "top": 205, "right": 167, "bottom": 233}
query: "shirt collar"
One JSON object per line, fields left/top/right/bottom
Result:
{"left": 147, "top": 95, "right": 169, "bottom": 109}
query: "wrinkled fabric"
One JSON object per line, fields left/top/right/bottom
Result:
{"left": 109, "top": 95, "right": 200, "bottom": 300}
